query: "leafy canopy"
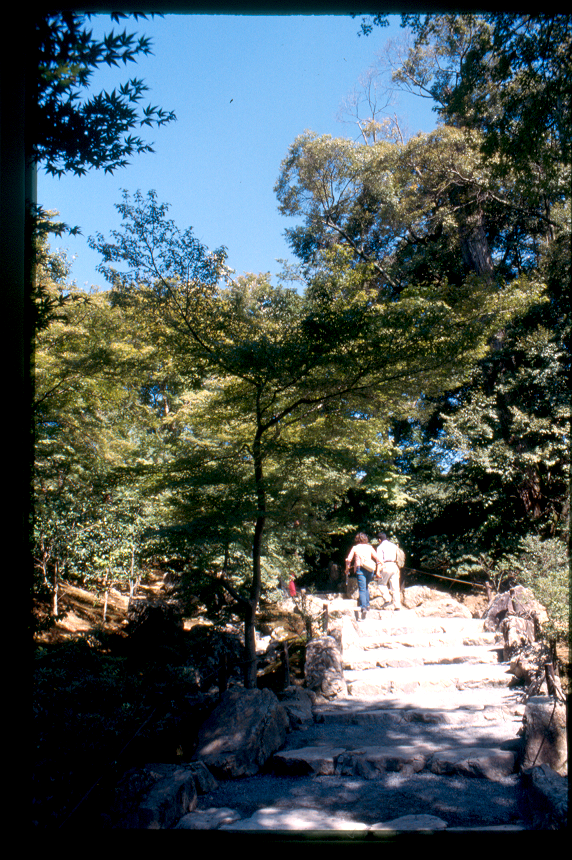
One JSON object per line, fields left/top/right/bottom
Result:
{"left": 30, "top": 12, "right": 176, "bottom": 176}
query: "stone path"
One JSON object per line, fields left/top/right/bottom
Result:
{"left": 180, "top": 595, "right": 533, "bottom": 832}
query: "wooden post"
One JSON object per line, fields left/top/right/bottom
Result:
{"left": 282, "top": 641, "right": 290, "bottom": 689}
{"left": 322, "top": 603, "right": 328, "bottom": 634}
{"left": 545, "top": 663, "right": 565, "bottom": 702}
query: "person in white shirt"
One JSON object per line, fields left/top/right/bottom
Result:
{"left": 345, "top": 533, "right": 380, "bottom": 620}
{"left": 376, "top": 532, "right": 401, "bottom": 610}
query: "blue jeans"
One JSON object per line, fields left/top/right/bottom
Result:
{"left": 356, "top": 566, "right": 375, "bottom": 610}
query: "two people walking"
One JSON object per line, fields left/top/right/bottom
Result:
{"left": 345, "top": 531, "right": 402, "bottom": 620}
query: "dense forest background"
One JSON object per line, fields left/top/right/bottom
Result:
{"left": 32, "top": 12, "right": 569, "bottom": 667}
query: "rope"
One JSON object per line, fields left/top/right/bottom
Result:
{"left": 403, "top": 567, "right": 489, "bottom": 590}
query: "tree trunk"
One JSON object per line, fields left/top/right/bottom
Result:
{"left": 103, "top": 568, "right": 110, "bottom": 623}
{"left": 53, "top": 558, "right": 59, "bottom": 617}
{"left": 458, "top": 207, "right": 494, "bottom": 279}
{"left": 243, "top": 599, "right": 258, "bottom": 688}
{"left": 243, "top": 507, "right": 265, "bottom": 688}
{"left": 242, "top": 417, "right": 266, "bottom": 689}
{"left": 449, "top": 183, "right": 494, "bottom": 280}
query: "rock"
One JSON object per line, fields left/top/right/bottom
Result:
{"left": 522, "top": 696, "right": 567, "bottom": 776}
{"left": 335, "top": 746, "right": 428, "bottom": 777}
{"left": 304, "top": 635, "right": 348, "bottom": 699}
{"left": 326, "top": 616, "right": 344, "bottom": 653}
{"left": 184, "top": 761, "right": 219, "bottom": 794}
{"left": 191, "top": 687, "right": 289, "bottom": 778}
{"left": 399, "top": 586, "right": 473, "bottom": 617}
{"left": 427, "top": 747, "right": 517, "bottom": 781}
{"left": 134, "top": 767, "right": 198, "bottom": 829}
{"left": 371, "top": 814, "right": 448, "bottom": 831}
{"left": 415, "top": 597, "right": 472, "bottom": 618}
{"left": 109, "top": 762, "right": 213, "bottom": 829}
{"left": 501, "top": 615, "right": 536, "bottom": 659}
{"left": 483, "top": 586, "right": 548, "bottom": 633}
{"left": 272, "top": 745, "right": 346, "bottom": 775}
{"left": 219, "top": 806, "right": 369, "bottom": 831}
{"left": 509, "top": 641, "right": 552, "bottom": 688}
{"left": 277, "top": 686, "right": 315, "bottom": 729}
{"left": 402, "top": 586, "right": 435, "bottom": 608}
{"left": 521, "top": 763, "right": 568, "bottom": 829}
{"left": 175, "top": 807, "right": 242, "bottom": 829}
{"left": 270, "top": 626, "right": 289, "bottom": 641}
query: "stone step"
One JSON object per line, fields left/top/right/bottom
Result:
{"left": 272, "top": 742, "right": 518, "bottom": 782}
{"left": 356, "top": 630, "right": 501, "bottom": 650}
{"left": 280, "top": 722, "right": 521, "bottom": 757}
{"left": 314, "top": 686, "right": 525, "bottom": 721}
{"left": 314, "top": 687, "right": 525, "bottom": 722}
{"left": 213, "top": 806, "right": 524, "bottom": 832}
{"left": 344, "top": 661, "right": 514, "bottom": 696}
{"left": 342, "top": 613, "right": 493, "bottom": 639}
{"left": 342, "top": 643, "right": 504, "bottom": 670}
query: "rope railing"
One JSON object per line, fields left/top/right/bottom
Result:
{"left": 400, "top": 566, "right": 490, "bottom": 591}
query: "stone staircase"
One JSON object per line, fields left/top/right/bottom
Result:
{"left": 182, "top": 595, "right": 533, "bottom": 832}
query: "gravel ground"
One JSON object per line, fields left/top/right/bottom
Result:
{"left": 194, "top": 770, "right": 525, "bottom": 829}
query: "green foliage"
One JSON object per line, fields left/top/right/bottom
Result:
{"left": 33, "top": 15, "right": 569, "bottom": 658}
{"left": 91, "top": 185, "right": 512, "bottom": 682}
{"left": 275, "top": 123, "right": 560, "bottom": 299}
{"left": 31, "top": 12, "right": 176, "bottom": 176}
{"left": 495, "top": 535, "right": 569, "bottom": 645}
{"left": 32, "top": 230, "right": 175, "bottom": 612}
{"left": 362, "top": 13, "right": 571, "bottom": 190}
{"left": 345, "top": 13, "right": 570, "bottom": 602}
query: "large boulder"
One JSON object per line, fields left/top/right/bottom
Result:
{"left": 402, "top": 586, "right": 472, "bottom": 618}
{"left": 501, "top": 615, "right": 536, "bottom": 660}
{"left": 522, "top": 696, "right": 567, "bottom": 777}
{"left": 304, "top": 635, "right": 347, "bottom": 699}
{"left": 191, "top": 687, "right": 289, "bottom": 779}
{"left": 483, "top": 587, "right": 550, "bottom": 670}
{"left": 521, "top": 763, "right": 568, "bottom": 829}
{"left": 277, "top": 685, "right": 315, "bottom": 730}
{"left": 483, "top": 586, "right": 548, "bottom": 635}
{"left": 104, "top": 761, "right": 217, "bottom": 829}
{"left": 508, "top": 641, "right": 553, "bottom": 694}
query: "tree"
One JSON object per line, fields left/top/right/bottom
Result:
{"left": 90, "top": 188, "right": 535, "bottom": 685}
{"left": 26, "top": 11, "right": 177, "bottom": 322}
{"left": 397, "top": 14, "right": 572, "bottom": 186}
{"left": 23, "top": 12, "right": 176, "bottom": 610}
{"left": 350, "top": 13, "right": 570, "bottom": 600}
{"left": 32, "top": 231, "right": 171, "bottom": 620}
{"left": 274, "top": 123, "right": 553, "bottom": 288}
{"left": 360, "top": 13, "right": 571, "bottom": 219}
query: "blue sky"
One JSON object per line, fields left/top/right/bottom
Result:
{"left": 38, "top": 13, "right": 438, "bottom": 290}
